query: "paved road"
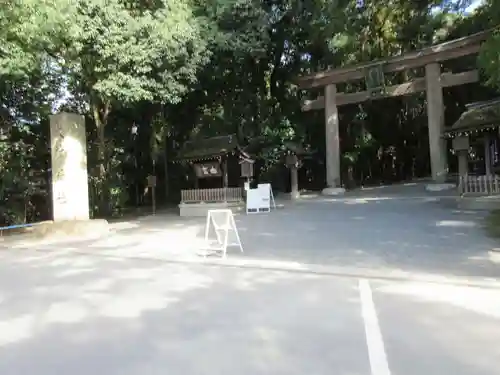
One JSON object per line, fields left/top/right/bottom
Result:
{"left": 0, "top": 250, "right": 499, "bottom": 375}
{"left": 235, "top": 194, "right": 500, "bottom": 278}
{"left": 11, "top": 188, "right": 499, "bottom": 281}
{"left": 2, "top": 184, "right": 500, "bottom": 374}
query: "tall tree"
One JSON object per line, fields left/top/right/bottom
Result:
{"left": 55, "top": 0, "right": 212, "bottom": 212}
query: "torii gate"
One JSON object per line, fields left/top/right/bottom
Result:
{"left": 295, "top": 29, "right": 491, "bottom": 193}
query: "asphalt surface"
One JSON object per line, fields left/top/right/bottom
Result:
{"left": 0, "top": 250, "right": 499, "bottom": 375}
{"left": 2, "top": 183, "right": 500, "bottom": 374}
{"left": 8, "top": 193, "right": 500, "bottom": 280}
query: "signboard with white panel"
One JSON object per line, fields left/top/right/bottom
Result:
{"left": 246, "top": 183, "right": 276, "bottom": 214}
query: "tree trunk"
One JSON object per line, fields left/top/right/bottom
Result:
{"left": 92, "top": 100, "right": 110, "bottom": 216}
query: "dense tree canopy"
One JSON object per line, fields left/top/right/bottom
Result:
{"left": 0, "top": 0, "right": 498, "bottom": 224}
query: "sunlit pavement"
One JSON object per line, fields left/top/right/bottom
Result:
{"left": 9, "top": 190, "right": 500, "bottom": 282}
{"left": 0, "top": 250, "right": 499, "bottom": 375}
{"left": 2, "top": 185, "right": 500, "bottom": 374}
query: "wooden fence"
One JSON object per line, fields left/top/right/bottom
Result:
{"left": 181, "top": 187, "right": 243, "bottom": 203}
{"left": 459, "top": 175, "right": 500, "bottom": 195}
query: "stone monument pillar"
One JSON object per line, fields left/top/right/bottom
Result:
{"left": 49, "top": 112, "right": 90, "bottom": 221}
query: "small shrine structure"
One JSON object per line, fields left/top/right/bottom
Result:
{"left": 445, "top": 98, "right": 500, "bottom": 195}
{"left": 175, "top": 134, "right": 254, "bottom": 216}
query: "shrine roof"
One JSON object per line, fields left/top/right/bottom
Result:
{"left": 446, "top": 98, "right": 500, "bottom": 137}
{"left": 176, "top": 134, "right": 252, "bottom": 162}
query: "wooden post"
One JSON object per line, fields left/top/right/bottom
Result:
{"left": 425, "top": 63, "right": 448, "bottom": 183}
{"left": 223, "top": 158, "right": 229, "bottom": 188}
{"left": 290, "top": 165, "right": 299, "bottom": 199}
{"left": 458, "top": 151, "right": 468, "bottom": 177}
{"left": 152, "top": 186, "right": 156, "bottom": 215}
{"left": 453, "top": 136, "right": 469, "bottom": 178}
{"left": 484, "top": 135, "right": 492, "bottom": 175}
{"left": 324, "top": 84, "right": 341, "bottom": 187}
{"left": 163, "top": 135, "right": 169, "bottom": 200}
{"left": 147, "top": 175, "right": 157, "bottom": 215}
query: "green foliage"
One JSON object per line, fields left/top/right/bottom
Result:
{"left": 62, "top": 0, "right": 211, "bottom": 106}
{"left": 0, "top": 124, "right": 47, "bottom": 225}
{"left": 1, "top": 0, "right": 499, "bottom": 222}
{"left": 34, "top": 0, "right": 217, "bottom": 215}
{"left": 476, "top": 0, "right": 500, "bottom": 90}
{"left": 0, "top": 0, "right": 72, "bottom": 83}
{"left": 479, "top": 30, "right": 500, "bottom": 91}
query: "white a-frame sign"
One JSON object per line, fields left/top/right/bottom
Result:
{"left": 200, "top": 209, "right": 243, "bottom": 258}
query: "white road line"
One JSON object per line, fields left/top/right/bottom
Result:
{"left": 359, "top": 279, "right": 391, "bottom": 375}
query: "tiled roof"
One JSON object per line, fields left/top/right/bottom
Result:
{"left": 176, "top": 134, "right": 251, "bottom": 162}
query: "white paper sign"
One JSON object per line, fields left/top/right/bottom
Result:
{"left": 246, "top": 183, "right": 275, "bottom": 214}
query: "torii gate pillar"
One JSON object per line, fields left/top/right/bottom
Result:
{"left": 425, "top": 63, "right": 448, "bottom": 183}
{"left": 297, "top": 31, "right": 490, "bottom": 188}
{"left": 324, "top": 84, "right": 341, "bottom": 189}
{"left": 323, "top": 64, "right": 449, "bottom": 186}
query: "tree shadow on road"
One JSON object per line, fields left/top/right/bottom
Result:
{"left": 0, "top": 252, "right": 365, "bottom": 375}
